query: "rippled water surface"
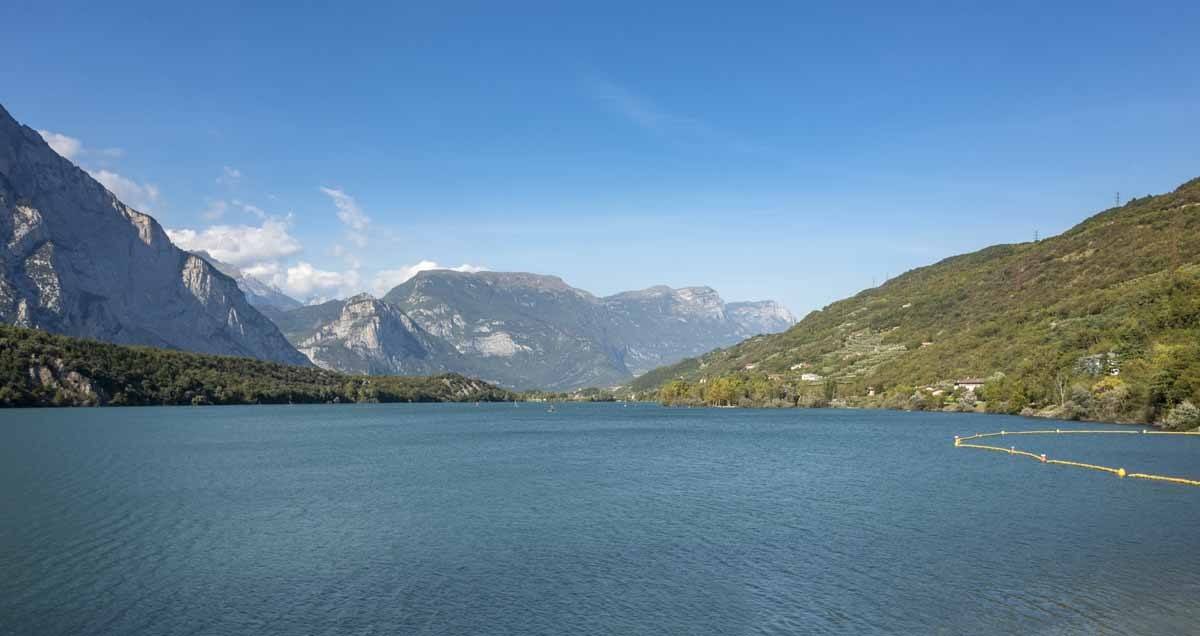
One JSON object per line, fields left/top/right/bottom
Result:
{"left": 2, "top": 404, "right": 1199, "bottom": 635}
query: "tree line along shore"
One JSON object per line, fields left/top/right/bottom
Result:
{"left": 0, "top": 325, "right": 514, "bottom": 407}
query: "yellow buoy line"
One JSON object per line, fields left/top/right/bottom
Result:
{"left": 954, "top": 428, "right": 1200, "bottom": 487}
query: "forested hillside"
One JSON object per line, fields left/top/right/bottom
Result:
{"left": 0, "top": 325, "right": 514, "bottom": 407}
{"left": 634, "top": 177, "right": 1200, "bottom": 428}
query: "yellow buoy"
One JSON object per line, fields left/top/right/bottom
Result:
{"left": 953, "top": 428, "right": 1199, "bottom": 487}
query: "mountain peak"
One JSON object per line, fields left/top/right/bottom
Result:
{"left": 0, "top": 103, "right": 20, "bottom": 136}
{"left": 0, "top": 102, "right": 308, "bottom": 365}
{"left": 289, "top": 269, "right": 794, "bottom": 388}
{"left": 395, "top": 270, "right": 591, "bottom": 302}
{"left": 346, "top": 292, "right": 378, "bottom": 303}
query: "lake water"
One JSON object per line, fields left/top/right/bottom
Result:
{"left": 2, "top": 404, "right": 1198, "bottom": 635}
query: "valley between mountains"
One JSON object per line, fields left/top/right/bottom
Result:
{"left": 0, "top": 101, "right": 793, "bottom": 391}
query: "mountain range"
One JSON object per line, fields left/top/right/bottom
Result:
{"left": 0, "top": 103, "right": 793, "bottom": 389}
{"left": 4, "top": 96, "right": 1197, "bottom": 424}
{"left": 260, "top": 270, "right": 795, "bottom": 390}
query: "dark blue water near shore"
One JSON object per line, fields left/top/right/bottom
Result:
{"left": 2, "top": 404, "right": 1198, "bottom": 635}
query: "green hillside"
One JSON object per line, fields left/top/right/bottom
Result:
{"left": 632, "top": 177, "right": 1200, "bottom": 428}
{"left": 0, "top": 325, "right": 514, "bottom": 407}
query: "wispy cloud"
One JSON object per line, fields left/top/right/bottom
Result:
{"left": 200, "top": 198, "right": 270, "bottom": 222}
{"left": 585, "top": 77, "right": 762, "bottom": 153}
{"left": 217, "top": 165, "right": 242, "bottom": 187}
{"left": 201, "top": 199, "right": 228, "bottom": 221}
{"left": 90, "top": 169, "right": 160, "bottom": 212}
{"left": 38, "top": 130, "right": 151, "bottom": 211}
{"left": 320, "top": 186, "right": 371, "bottom": 248}
{"left": 38, "top": 130, "right": 83, "bottom": 159}
{"left": 587, "top": 78, "right": 676, "bottom": 132}
{"left": 38, "top": 129, "right": 123, "bottom": 161}
{"left": 232, "top": 199, "right": 267, "bottom": 219}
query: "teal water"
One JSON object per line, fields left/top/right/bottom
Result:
{"left": 2, "top": 404, "right": 1198, "bottom": 635}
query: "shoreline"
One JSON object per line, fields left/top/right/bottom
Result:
{"left": 0, "top": 398, "right": 1173, "bottom": 431}
{"left": 653, "top": 400, "right": 1168, "bottom": 429}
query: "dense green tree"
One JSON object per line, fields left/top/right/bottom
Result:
{"left": 0, "top": 325, "right": 515, "bottom": 408}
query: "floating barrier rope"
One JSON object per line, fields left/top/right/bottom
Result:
{"left": 954, "top": 429, "right": 1200, "bottom": 487}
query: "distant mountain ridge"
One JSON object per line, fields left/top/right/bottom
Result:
{"left": 0, "top": 102, "right": 792, "bottom": 385}
{"left": 0, "top": 104, "right": 308, "bottom": 365}
{"left": 597, "top": 285, "right": 795, "bottom": 375}
{"left": 292, "top": 293, "right": 464, "bottom": 375}
{"left": 269, "top": 270, "right": 795, "bottom": 389}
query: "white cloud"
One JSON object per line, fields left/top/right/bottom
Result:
{"left": 38, "top": 129, "right": 123, "bottom": 161}
{"left": 90, "top": 169, "right": 161, "bottom": 212}
{"left": 371, "top": 261, "right": 487, "bottom": 295}
{"left": 320, "top": 186, "right": 371, "bottom": 249}
{"left": 242, "top": 261, "right": 281, "bottom": 280}
{"left": 217, "top": 166, "right": 242, "bottom": 186}
{"left": 276, "top": 262, "right": 360, "bottom": 298}
{"left": 38, "top": 130, "right": 82, "bottom": 159}
{"left": 199, "top": 199, "right": 269, "bottom": 223}
{"left": 231, "top": 199, "right": 267, "bottom": 219}
{"left": 166, "top": 217, "right": 301, "bottom": 266}
{"left": 320, "top": 186, "right": 370, "bottom": 230}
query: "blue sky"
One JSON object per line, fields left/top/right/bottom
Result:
{"left": 3, "top": 1, "right": 1198, "bottom": 313}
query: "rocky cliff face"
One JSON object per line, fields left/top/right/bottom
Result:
{"left": 726, "top": 300, "right": 798, "bottom": 337}
{"left": 601, "top": 286, "right": 796, "bottom": 375}
{"left": 192, "top": 251, "right": 302, "bottom": 312}
{"left": 293, "top": 294, "right": 461, "bottom": 375}
{"left": 383, "top": 271, "right": 629, "bottom": 389}
{"left": 272, "top": 269, "right": 794, "bottom": 390}
{"left": 0, "top": 104, "right": 309, "bottom": 365}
